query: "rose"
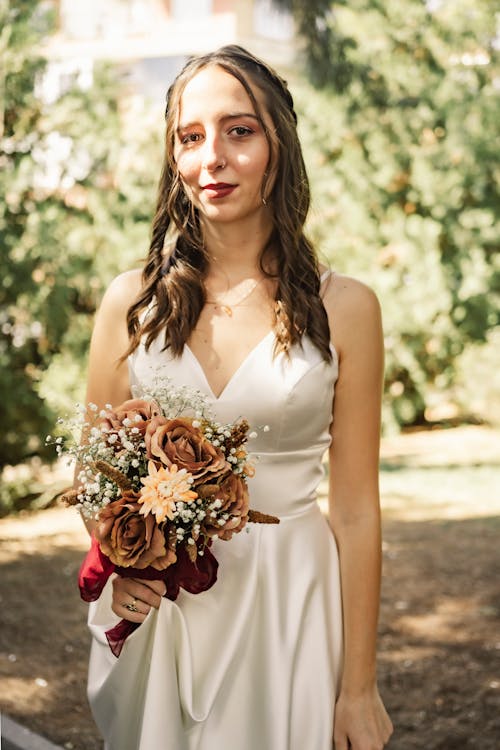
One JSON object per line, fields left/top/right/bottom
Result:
{"left": 145, "top": 417, "right": 229, "bottom": 483}
{"left": 200, "top": 472, "right": 250, "bottom": 541}
{"left": 101, "top": 398, "right": 161, "bottom": 437}
{"left": 94, "top": 491, "right": 176, "bottom": 570}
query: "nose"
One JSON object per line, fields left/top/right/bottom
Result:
{"left": 201, "top": 132, "right": 225, "bottom": 172}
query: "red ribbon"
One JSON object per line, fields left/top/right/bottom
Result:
{"left": 79, "top": 535, "right": 218, "bottom": 656}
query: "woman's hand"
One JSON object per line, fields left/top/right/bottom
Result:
{"left": 333, "top": 684, "right": 393, "bottom": 750}
{"left": 111, "top": 576, "right": 167, "bottom": 623}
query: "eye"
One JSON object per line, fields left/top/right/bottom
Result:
{"left": 180, "top": 132, "right": 203, "bottom": 145}
{"left": 229, "top": 126, "right": 253, "bottom": 137}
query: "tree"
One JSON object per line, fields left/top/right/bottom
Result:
{"left": 0, "top": 0, "right": 158, "bottom": 467}
{"left": 279, "top": 0, "right": 499, "bottom": 426}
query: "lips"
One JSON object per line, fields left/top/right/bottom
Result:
{"left": 202, "top": 183, "right": 237, "bottom": 199}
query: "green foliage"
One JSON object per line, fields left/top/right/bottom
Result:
{"left": 0, "top": 0, "right": 159, "bottom": 468}
{"left": 289, "top": 0, "right": 499, "bottom": 426}
{"left": 2, "top": 0, "right": 499, "bottom": 479}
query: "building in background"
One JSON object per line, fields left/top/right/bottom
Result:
{"left": 42, "top": 0, "right": 296, "bottom": 102}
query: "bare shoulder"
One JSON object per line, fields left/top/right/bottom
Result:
{"left": 101, "top": 269, "right": 142, "bottom": 307}
{"left": 322, "top": 273, "right": 382, "bottom": 353}
{"left": 323, "top": 272, "right": 380, "bottom": 315}
{"left": 97, "top": 269, "right": 143, "bottom": 319}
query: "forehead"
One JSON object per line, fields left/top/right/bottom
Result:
{"left": 176, "top": 64, "right": 267, "bottom": 124}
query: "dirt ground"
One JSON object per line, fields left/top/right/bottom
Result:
{"left": 0, "top": 426, "right": 499, "bottom": 750}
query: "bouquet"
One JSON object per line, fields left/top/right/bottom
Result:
{"left": 49, "top": 379, "right": 278, "bottom": 656}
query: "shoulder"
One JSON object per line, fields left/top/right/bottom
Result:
{"left": 321, "top": 273, "right": 382, "bottom": 354}
{"left": 322, "top": 272, "right": 381, "bottom": 317}
{"left": 97, "top": 269, "right": 143, "bottom": 319}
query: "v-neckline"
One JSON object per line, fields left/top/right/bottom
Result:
{"left": 184, "top": 330, "right": 274, "bottom": 400}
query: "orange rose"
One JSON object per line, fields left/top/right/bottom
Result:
{"left": 94, "top": 492, "right": 176, "bottom": 570}
{"left": 200, "top": 473, "right": 250, "bottom": 541}
{"left": 145, "top": 417, "right": 229, "bottom": 483}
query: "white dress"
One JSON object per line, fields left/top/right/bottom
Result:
{"left": 86, "top": 307, "right": 344, "bottom": 749}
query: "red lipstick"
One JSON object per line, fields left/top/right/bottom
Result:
{"left": 202, "top": 182, "right": 236, "bottom": 198}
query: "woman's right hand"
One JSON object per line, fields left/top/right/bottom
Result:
{"left": 111, "top": 576, "right": 167, "bottom": 623}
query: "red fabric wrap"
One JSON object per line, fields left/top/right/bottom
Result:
{"left": 79, "top": 535, "right": 218, "bottom": 657}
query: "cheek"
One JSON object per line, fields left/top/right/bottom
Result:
{"left": 236, "top": 149, "right": 269, "bottom": 180}
{"left": 175, "top": 151, "right": 200, "bottom": 186}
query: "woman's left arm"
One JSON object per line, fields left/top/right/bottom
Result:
{"left": 323, "top": 275, "right": 393, "bottom": 750}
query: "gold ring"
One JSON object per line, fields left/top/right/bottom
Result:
{"left": 124, "top": 598, "right": 138, "bottom": 613}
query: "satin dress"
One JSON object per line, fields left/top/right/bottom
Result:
{"left": 86, "top": 299, "right": 343, "bottom": 749}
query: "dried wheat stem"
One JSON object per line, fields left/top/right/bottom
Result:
{"left": 60, "top": 489, "right": 80, "bottom": 507}
{"left": 93, "top": 460, "right": 133, "bottom": 491}
{"left": 248, "top": 509, "right": 280, "bottom": 524}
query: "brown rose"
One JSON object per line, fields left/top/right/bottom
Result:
{"left": 94, "top": 491, "right": 176, "bottom": 570}
{"left": 101, "top": 398, "right": 161, "bottom": 437}
{"left": 199, "top": 473, "right": 250, "bottom": 541}
{"left": 145, "top": 417, "right": 229, "bottom": 483}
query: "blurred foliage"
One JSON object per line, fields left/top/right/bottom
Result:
{"left": 1, "top": 0, "right": 499, "bottom": 477}
{"left": 285, "top": 0, "right": 500, "bottom": 428}
{"left": 0, "top": 0, "right": 158, "bottom": 468}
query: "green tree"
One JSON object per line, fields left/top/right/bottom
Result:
{"left": 0, "top": 0, "right": 158, "bottom": 468}
{"left": 280, "top": 0, "right": 500, "bottom": 426}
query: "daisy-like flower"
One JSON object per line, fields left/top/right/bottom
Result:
{"left": 139, "top": 460, "right": 197, "bottom": 523}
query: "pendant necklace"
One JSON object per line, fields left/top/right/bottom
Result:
{"left": 205, "top": 277, "right": 266, "bottom": 317}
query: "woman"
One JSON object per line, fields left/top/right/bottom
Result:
{"left": 83, "top": 45, "right": 393, "bottom": 750}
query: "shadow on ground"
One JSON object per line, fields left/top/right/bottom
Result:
{"left": 0, "top": 514, "right": 499, "bottom": 749}
{"left": 379, "top": 515, "right": 500, "bottom": 749}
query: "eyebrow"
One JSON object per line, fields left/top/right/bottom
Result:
{"left": 176, "top": 112, "right": 259, "bottom": 133}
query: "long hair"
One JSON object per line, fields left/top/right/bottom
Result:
{"left": 124, "top": 45, "right": 331, "bottom": 362}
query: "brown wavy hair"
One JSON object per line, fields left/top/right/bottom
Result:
{"left": 125, "top": 45, "right": 331, "bottom": 362}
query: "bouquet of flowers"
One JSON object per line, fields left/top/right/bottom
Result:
{"left": 49, "top": 378, "right": 278, "bottom": 656}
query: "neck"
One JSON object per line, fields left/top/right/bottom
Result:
{"left": 201, "top": 215, "right": 274, "bottom": 280}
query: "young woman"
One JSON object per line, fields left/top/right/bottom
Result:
{"left": 83, "top": 45, "right": 393, "bottom": 750}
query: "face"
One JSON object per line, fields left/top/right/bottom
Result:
{"left": 173, "top": 65, "right": 274, "bottom": 227}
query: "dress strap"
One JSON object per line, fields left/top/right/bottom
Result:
{"left": 320, "top": 268, "right": 334, "bottom": 283}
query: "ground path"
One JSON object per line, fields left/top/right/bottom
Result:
{"left": 1, "top": 426, "right": 499, "bottom": 749}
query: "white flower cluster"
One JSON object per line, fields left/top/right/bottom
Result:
{"left": 132, "top": 373, "right": 213, "bottom": 422}
{"left": 46, "top": 402, "right": 147, "bottom": 518}
{"left": 171, "top": 496, "right": 238, "bottom": 555}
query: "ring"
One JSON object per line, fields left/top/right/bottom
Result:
{"left": 124, "top": 598, "right": 138, "bottom": 613}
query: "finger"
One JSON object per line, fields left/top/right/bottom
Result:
{"left": 111, "top": 577, "right": 165, "bottom": 617}
{"left": 128, "top": 580, "right": 165, "bottom": 609}
{"left": 332, "top": 733, "right": 349, "bottom": 750}
{"left": 112, "top": 598, "right": 148, "bottom": 623}
{"left": 140, "top": 578, "right": 167, "bottom": 598}
{"left": 110, "top": 581, "right": 149, "bottom": 622}
{"left": 113, "top": 576, "right": 164, "bottom": 608}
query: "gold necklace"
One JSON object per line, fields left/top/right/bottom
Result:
{"left": 205, "top": 277, "right": 266, "bottom": 317}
